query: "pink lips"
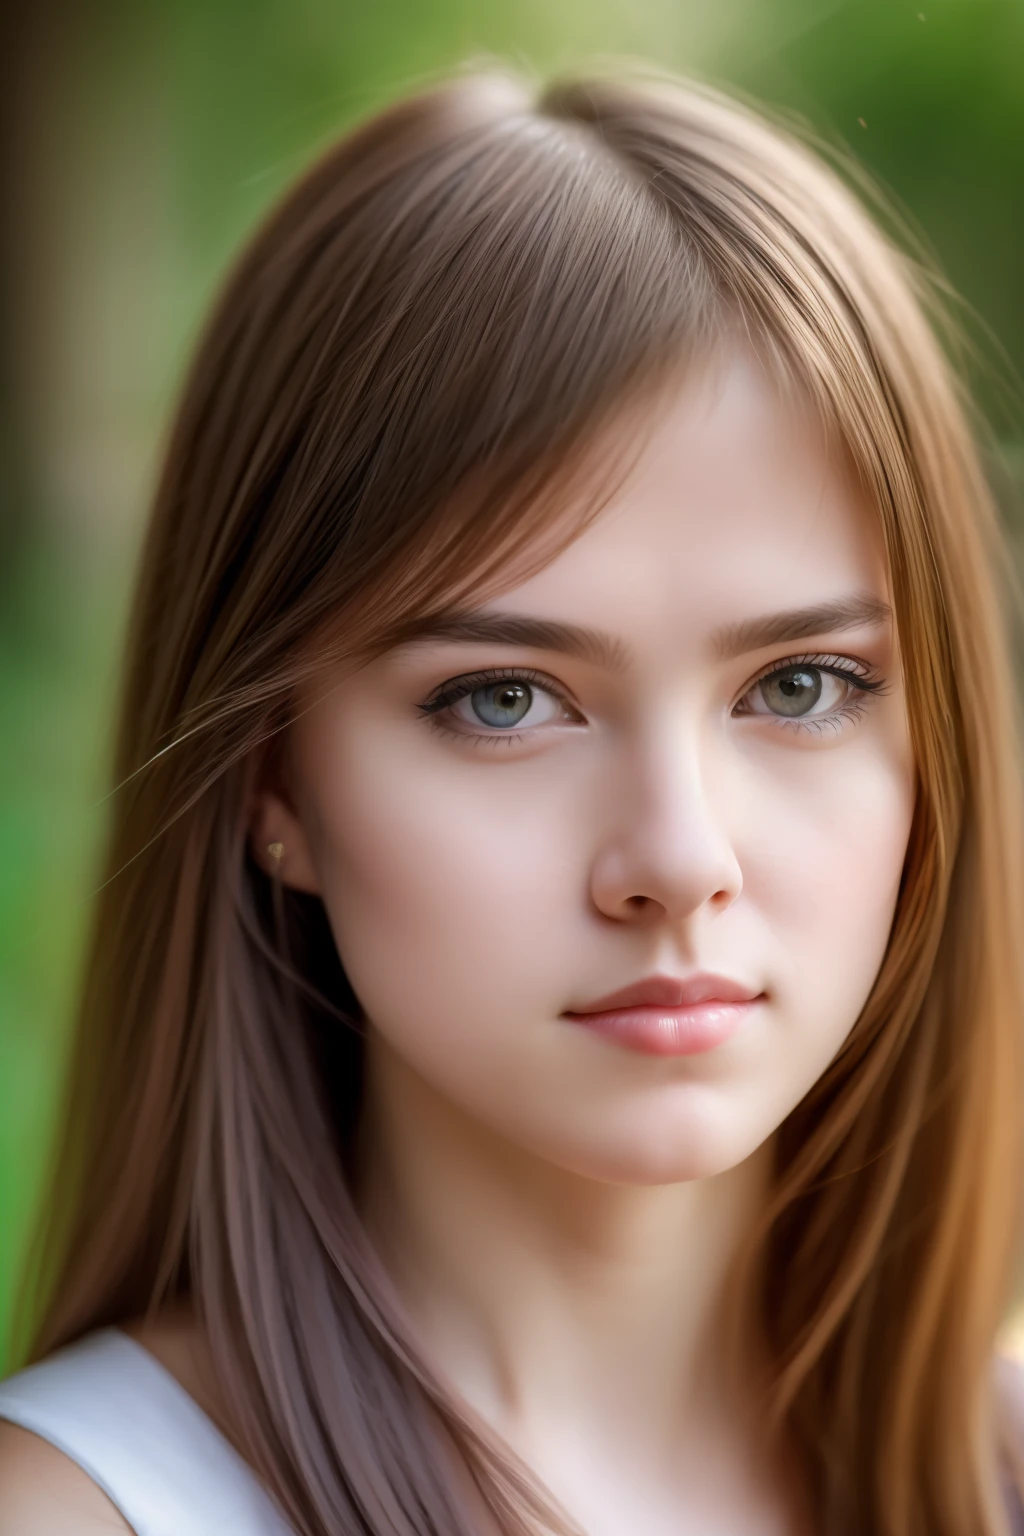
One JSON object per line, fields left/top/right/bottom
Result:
{"left": 562, "top": 972, "right": 762, "bottom": 1057}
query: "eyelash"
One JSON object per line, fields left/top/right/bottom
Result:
{"left": 416, "top": 655, "right": 887, "bottom": 747}
{"left": 735, "top": 652, "right": 888, "bottom": 736}
{"left": 417, "top": 667, "right": 576, "bottom": 749}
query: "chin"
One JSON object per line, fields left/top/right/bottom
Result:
{"left": 537, "top": 1116, "right": 768, "bottom": 1187}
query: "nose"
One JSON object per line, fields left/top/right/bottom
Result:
{"left": 588, "top": 725, "right": 743, "bottom": 926}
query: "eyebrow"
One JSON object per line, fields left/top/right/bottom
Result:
{"left": 390, "top": 592, "right": 891, "bottom": 672}
{"left": 390, "top": 610, "right": 630, "bottom": 671}
{"left": 712, "top": 593, "right": 892, "bottom": 660}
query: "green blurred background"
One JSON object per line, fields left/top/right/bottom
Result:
{"left": 2, "top": 0, "right": 1023, "bottom": 1370}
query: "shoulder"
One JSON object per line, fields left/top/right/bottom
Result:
{"left": 0, "top": 1326, "right": 292, "bottom": 1536}
{"left": 0, "top": 1420, "right": 131, "bottom": 1534}
{"left": 996, "top": 1354, "right": 1024, "bottom": 1520}
{"left": 996, "top": 1353, "right": 1024, "bottom": 1435}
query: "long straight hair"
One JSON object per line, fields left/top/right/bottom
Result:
{"left": 16, "top": 66, "right": 1024, "bottom": 1536}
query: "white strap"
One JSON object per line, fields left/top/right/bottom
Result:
{"left": 0, "top": 1329, "right": 291, "bottom": 1536}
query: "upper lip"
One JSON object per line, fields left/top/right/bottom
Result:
{"left": 565, "top": 972, "right": 761, "bottom": 1014}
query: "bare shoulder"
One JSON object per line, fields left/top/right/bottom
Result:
{"left": 997, "top": 1353, "right": 1024, "bottom": 1427}
{"left": 996, "top": 1352, "right": 1024, "bottom": 1517}
{"left": 0, "top": 1419, "right": 132, "bottom": 1534}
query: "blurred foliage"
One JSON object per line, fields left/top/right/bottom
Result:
{"left": 2, "top": 0, "right": 1023, "bottom": 1368}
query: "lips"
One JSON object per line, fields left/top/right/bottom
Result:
{"left": 564, "top": 972, "right": 761, "bottom": 1015}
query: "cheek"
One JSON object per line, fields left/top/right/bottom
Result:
{"left": 740, "top": 735, "right": 915, "bottom": 1032}
{"left": 690, "top": 733, "right": 917, "bottom": 1167}
{"left": 299, "top": 720, "right": 576, "bottom": 1053}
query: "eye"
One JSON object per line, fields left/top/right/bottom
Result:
{"left": 750, "top": 664, "right": 836, "bottom": 718}
{"left": 734, "top": 655, "right": 885, "bottom": 727}
{"left": 454, "top": 678, "right": 561, "bottom": 730}
{"left": 418, "top": 668, "right": 581, "bottom": 740}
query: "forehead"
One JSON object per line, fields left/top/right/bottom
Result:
{"left": 497, "top": 351, "right": 887, "bottom": 649}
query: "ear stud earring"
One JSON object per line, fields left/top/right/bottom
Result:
{"left": 267, "top": 842, "right": 284, "bottom": 862}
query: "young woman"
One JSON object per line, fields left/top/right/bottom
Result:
{"left": 1, "top": 64, "right": 1022, "bottom": 1536}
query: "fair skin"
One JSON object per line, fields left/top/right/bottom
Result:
{"left": 0, "top": 351, "right": 916, "bottom": 1533}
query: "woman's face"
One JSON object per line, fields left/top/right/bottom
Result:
{"left": 273, "top": 352, "right": 915, "bottom": 1184}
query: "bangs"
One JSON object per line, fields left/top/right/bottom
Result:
{"left": 264, "top": 94, "right": 725, "bottom": 634}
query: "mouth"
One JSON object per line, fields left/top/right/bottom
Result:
{"left": 561, "top": 972, "right": 764, "bottom": 1057}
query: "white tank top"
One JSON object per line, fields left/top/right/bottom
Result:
{"left": 0, "top": 1327, "right": 293, "bottom": 1534}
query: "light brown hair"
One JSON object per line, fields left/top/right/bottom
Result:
{"left": 16, "top": 66, "right": 1024, "bottom": 1535}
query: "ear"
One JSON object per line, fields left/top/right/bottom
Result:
{"left": 249, "top": 785, "right": 322, "bottom": 895}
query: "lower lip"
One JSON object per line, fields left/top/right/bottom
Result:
{"left": 562, "top": 1000, "right": 759, "bottom": 1057}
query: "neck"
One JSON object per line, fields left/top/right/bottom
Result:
{"left": 355, "top": 1035, "right": 776, "bottom": 1478}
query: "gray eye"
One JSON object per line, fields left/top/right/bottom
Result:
{"left": 758, "top": 667, "right": 823, "bottom": 717}
{"left": 469, "top": 681, "right": 534, "bottom": 728}
{"left": 448, "top": 677, "right": 568, "bottom": 734}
